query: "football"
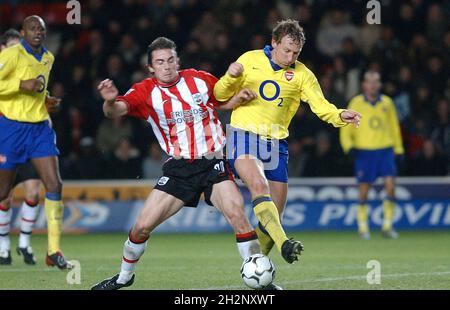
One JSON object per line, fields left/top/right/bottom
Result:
{"left": 240, "top": 254, "right": 276, "bottom": 289}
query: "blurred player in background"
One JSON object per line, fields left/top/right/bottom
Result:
{"left": 340, "top": 71, "right": 404, "bottom": 240}
{"left": 0, "top": 29, "right": 42, "bottom": 266}
{"left": 91, "top": 37, "right": 283, "bottom": 290}
{"left": 214, "top": 19, "right": 361, "bottom": 261}
{"left": 0, "top": 16, "right": 71, "bottom": 269}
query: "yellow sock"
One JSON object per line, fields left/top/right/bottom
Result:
{"left": 357, "top": 204, "right": 369, "bottom": 234}
{"left": 45, "top": 198, "right": 64, "bottom": 255}
{"left": 252, "top": 195, "right": 288, "bottom": 252}
{"left": 382, "top": 199, "right": 395, "bottom": 231}
{"left": 255, "top": 224, "right": 275, "bottom": 255}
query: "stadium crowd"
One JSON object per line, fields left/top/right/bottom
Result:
{"left": 1, "top": 0, "right": 448, "bottom": 179}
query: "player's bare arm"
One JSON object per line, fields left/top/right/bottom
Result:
{"left": 340, "top": 109, "right": 362, "bottom": 128}
{"left": 217, "top": 88, "right": 257, "bottom": 110}
{"left": 45, "top": 95, "right": 61, "bottom": 113}
{"left": 97, "top": 78, "right": 128, "bottom": 118}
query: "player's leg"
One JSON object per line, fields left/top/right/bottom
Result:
{"left": 382, "top": 176, "right": 398, "bottom": 238}
{"left": 357, "top": 183, "right": 371, "bottom": 239}
{"left": 91, "top": 189, "right": 184, "bottom": 290}
{"left": 234, "top": 157, "right": 302, "bottom": 263}
{"left": 16, "top": 177, "right": 41, "bottom": 265}
{"left": 354, "top": 150, "right": 377, "bottom": 239}
{"left": 380, "top": 148, "right": 399, "bottom": 238}
{"left": 30, "top": 156, "right": 69, "bottom": 268}
{"left": 209, "top": 180, "right": 261, "bottom": 260}
{"left": 0, "top": 170, "right": 17, "bottom": 265}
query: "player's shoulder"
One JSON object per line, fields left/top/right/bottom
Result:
{"left": 1, "top": 43, "right": 21, "bottom": 57}
{"left": 293, "top": 61, "right": 316, "bottom": 79}
{"left": 44, "top": 49, "right": 55, "bottom": 61}
{"left": 237, "top": 49, "right": 263, "bottom": 63}
{"left": 380, "top": 94, "right": 394, "bottom": 105}
{"left": 180, "top": 69, "right": 218, "bottom": 85}
{"left": 348, "top": 94, "right": 365, "bottom": 106}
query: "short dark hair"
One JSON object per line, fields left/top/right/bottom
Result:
{"left": 272, "top": 19, "right": 306, "bottom": 46}
{"left": 147, "top": 37, "right": 177, "bottom": 64}
{"left": 1, "top": 28, "right": 20, "bottom": 46}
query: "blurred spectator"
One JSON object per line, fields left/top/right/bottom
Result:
{"left": 316, "top": 9, "right": 358, "bottom": 59}
{"left": 105, "top": 138, "right": 142, "bottom": 179}
{"left": 303, "top": 132, "right": 339, "bottom": 177}
{"left": 96, "top": 117, "right": 133, "bottom": 155}
{"left": 409, "top": 140, "right": 448, "bottom": 176}
{"left": 142, "top": 142, "right": 168, "bottom": 179}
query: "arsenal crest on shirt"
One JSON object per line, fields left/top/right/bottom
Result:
{"left": 285, "top": 71, "right": 294, "bottom": 81}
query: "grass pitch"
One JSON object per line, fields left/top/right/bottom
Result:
{"left": 1, "top": 231, "right": 449, "bottom": 290}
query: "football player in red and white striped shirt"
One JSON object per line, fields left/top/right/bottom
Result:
{"left": 91, "top": 37, "right": 281, "bottom": 290}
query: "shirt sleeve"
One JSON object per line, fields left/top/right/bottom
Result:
{"left": 196, "top": 70, "right": 221, "bottom": 107}
{"left": 116, "top": 81, "right": 150, "bottom": 119}
{"left": 300, "top": 67, "right": 347, "bottom": 128}
{"left": 387, "top": 98, "right": 405, "bottom": 155}
{"left": 339, "top": 100, "right": 356, "bottom": 153}
{"left": 213, "top": 53, "right": 247, "bottom": 102}
{"left": 0, "top": 48, "right": 21, "bottom": 96}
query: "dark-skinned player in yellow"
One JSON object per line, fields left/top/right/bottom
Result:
{"left": 0, "top": 16, "right": 71, "bottom": 269}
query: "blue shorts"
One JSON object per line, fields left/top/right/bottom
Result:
{"left": 226, "top": 128, "right": 289, "bottom": 183}
{"left": 0, "top": 116, "right": 59, "bottom": 170}
{"left": 354, "top": 147, "right": 397, "bottom": 183}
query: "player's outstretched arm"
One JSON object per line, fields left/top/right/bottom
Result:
{"left": 97, "top": 79, "right": 128, "bottom": 118}
{"left": 217, "top": 88, "right": 257, "bottom": 110}
{"left": 340, "top": 109, "right": 362, "bottom": 128}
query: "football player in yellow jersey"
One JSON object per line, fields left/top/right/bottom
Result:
{"left": 214, "top": 19, "right": 361, "bottom": 263}
{"left": 340, "top": 71, "right": 404, "bottom": 240}
{"left": 0, "top": 16, "right": 72, "bottom": 269}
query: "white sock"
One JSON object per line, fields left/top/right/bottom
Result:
{"left": 117, "top": 236, "right": 148, "bottom": 284}
{"left": 0, "top": 206, "right": 12, "bottom": 253}
{"left": 236, "top": 231, "right": 261, "bottom": 260}
{"left": 19, "top": 200, "right": 40, "bottom": 248}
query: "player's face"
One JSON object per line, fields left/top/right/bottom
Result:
{"left": 149, "top": 48, "right": 179, "bottom": 84}
{"left": 271, "top": 36, "right": 302, "bottom": 69}
{"left": 21, "top": 18, "right": 46, "bottom": 49}
{"left": 363, "top": 74, "right": 382, "bottom": 96}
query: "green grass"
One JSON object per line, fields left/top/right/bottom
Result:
{"left": 1, "top": 231, "right": 450, "bottom": 290}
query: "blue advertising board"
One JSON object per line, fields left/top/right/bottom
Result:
{"left": 8, "top": 178, "right": 450, "bottom": 233}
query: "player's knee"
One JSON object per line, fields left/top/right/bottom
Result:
{"left": 248, "top": 177, "right": 269, "bottom": 196}
{"left": 45, "top": 180, "right": 62, "bottom": 194}
{"left": 133, "top": 221, "right": 152, "bottom": 240}
{"left": 25, "top": 191, "right": 40, "bottom": 204}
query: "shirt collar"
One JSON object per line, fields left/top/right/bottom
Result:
{"left": 20, "top": 39, "right": 47, "bottom": 62}
{"left": 263, "top": 45, "right": 296, "bottom": 71}
{"left": 153, "top": 73, "right": 181, "bottom": 88}
{"left": 363, "top": 93, "right": 382, "bottom": 106}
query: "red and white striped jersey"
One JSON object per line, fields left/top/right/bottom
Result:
{"left": 116, "top": 69, "right": 225, "bottom": 159}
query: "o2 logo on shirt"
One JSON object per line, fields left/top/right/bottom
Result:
{"left": 259, "top": 80, "right": 283, "bottom": 107}
{"left": 36, "top": 75, "right": 46, "bottom": 93}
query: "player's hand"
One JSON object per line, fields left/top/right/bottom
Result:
{"left": 20, "top": 78, "right": 44, "bottom": 92}
{"left": 227, "top": 62, "right": 244, "bottom": 78}
{"left": 236, "top": 88, "right": 257, "bottom": 104}
{"left": 97, "top": 79, "right": 119, "bottom": 102}
{"left": 340, "top": 109, "right": 362, "bottom": 128}
{"left": 45, "top": 96, "right": 61, "bottom": 113}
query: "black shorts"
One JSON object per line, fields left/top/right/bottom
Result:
{"left": 13, "top": 161, "right": 40, "bottom": 187}
{"left": 154, "top": 157, "right": 234, "bottom": 208}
